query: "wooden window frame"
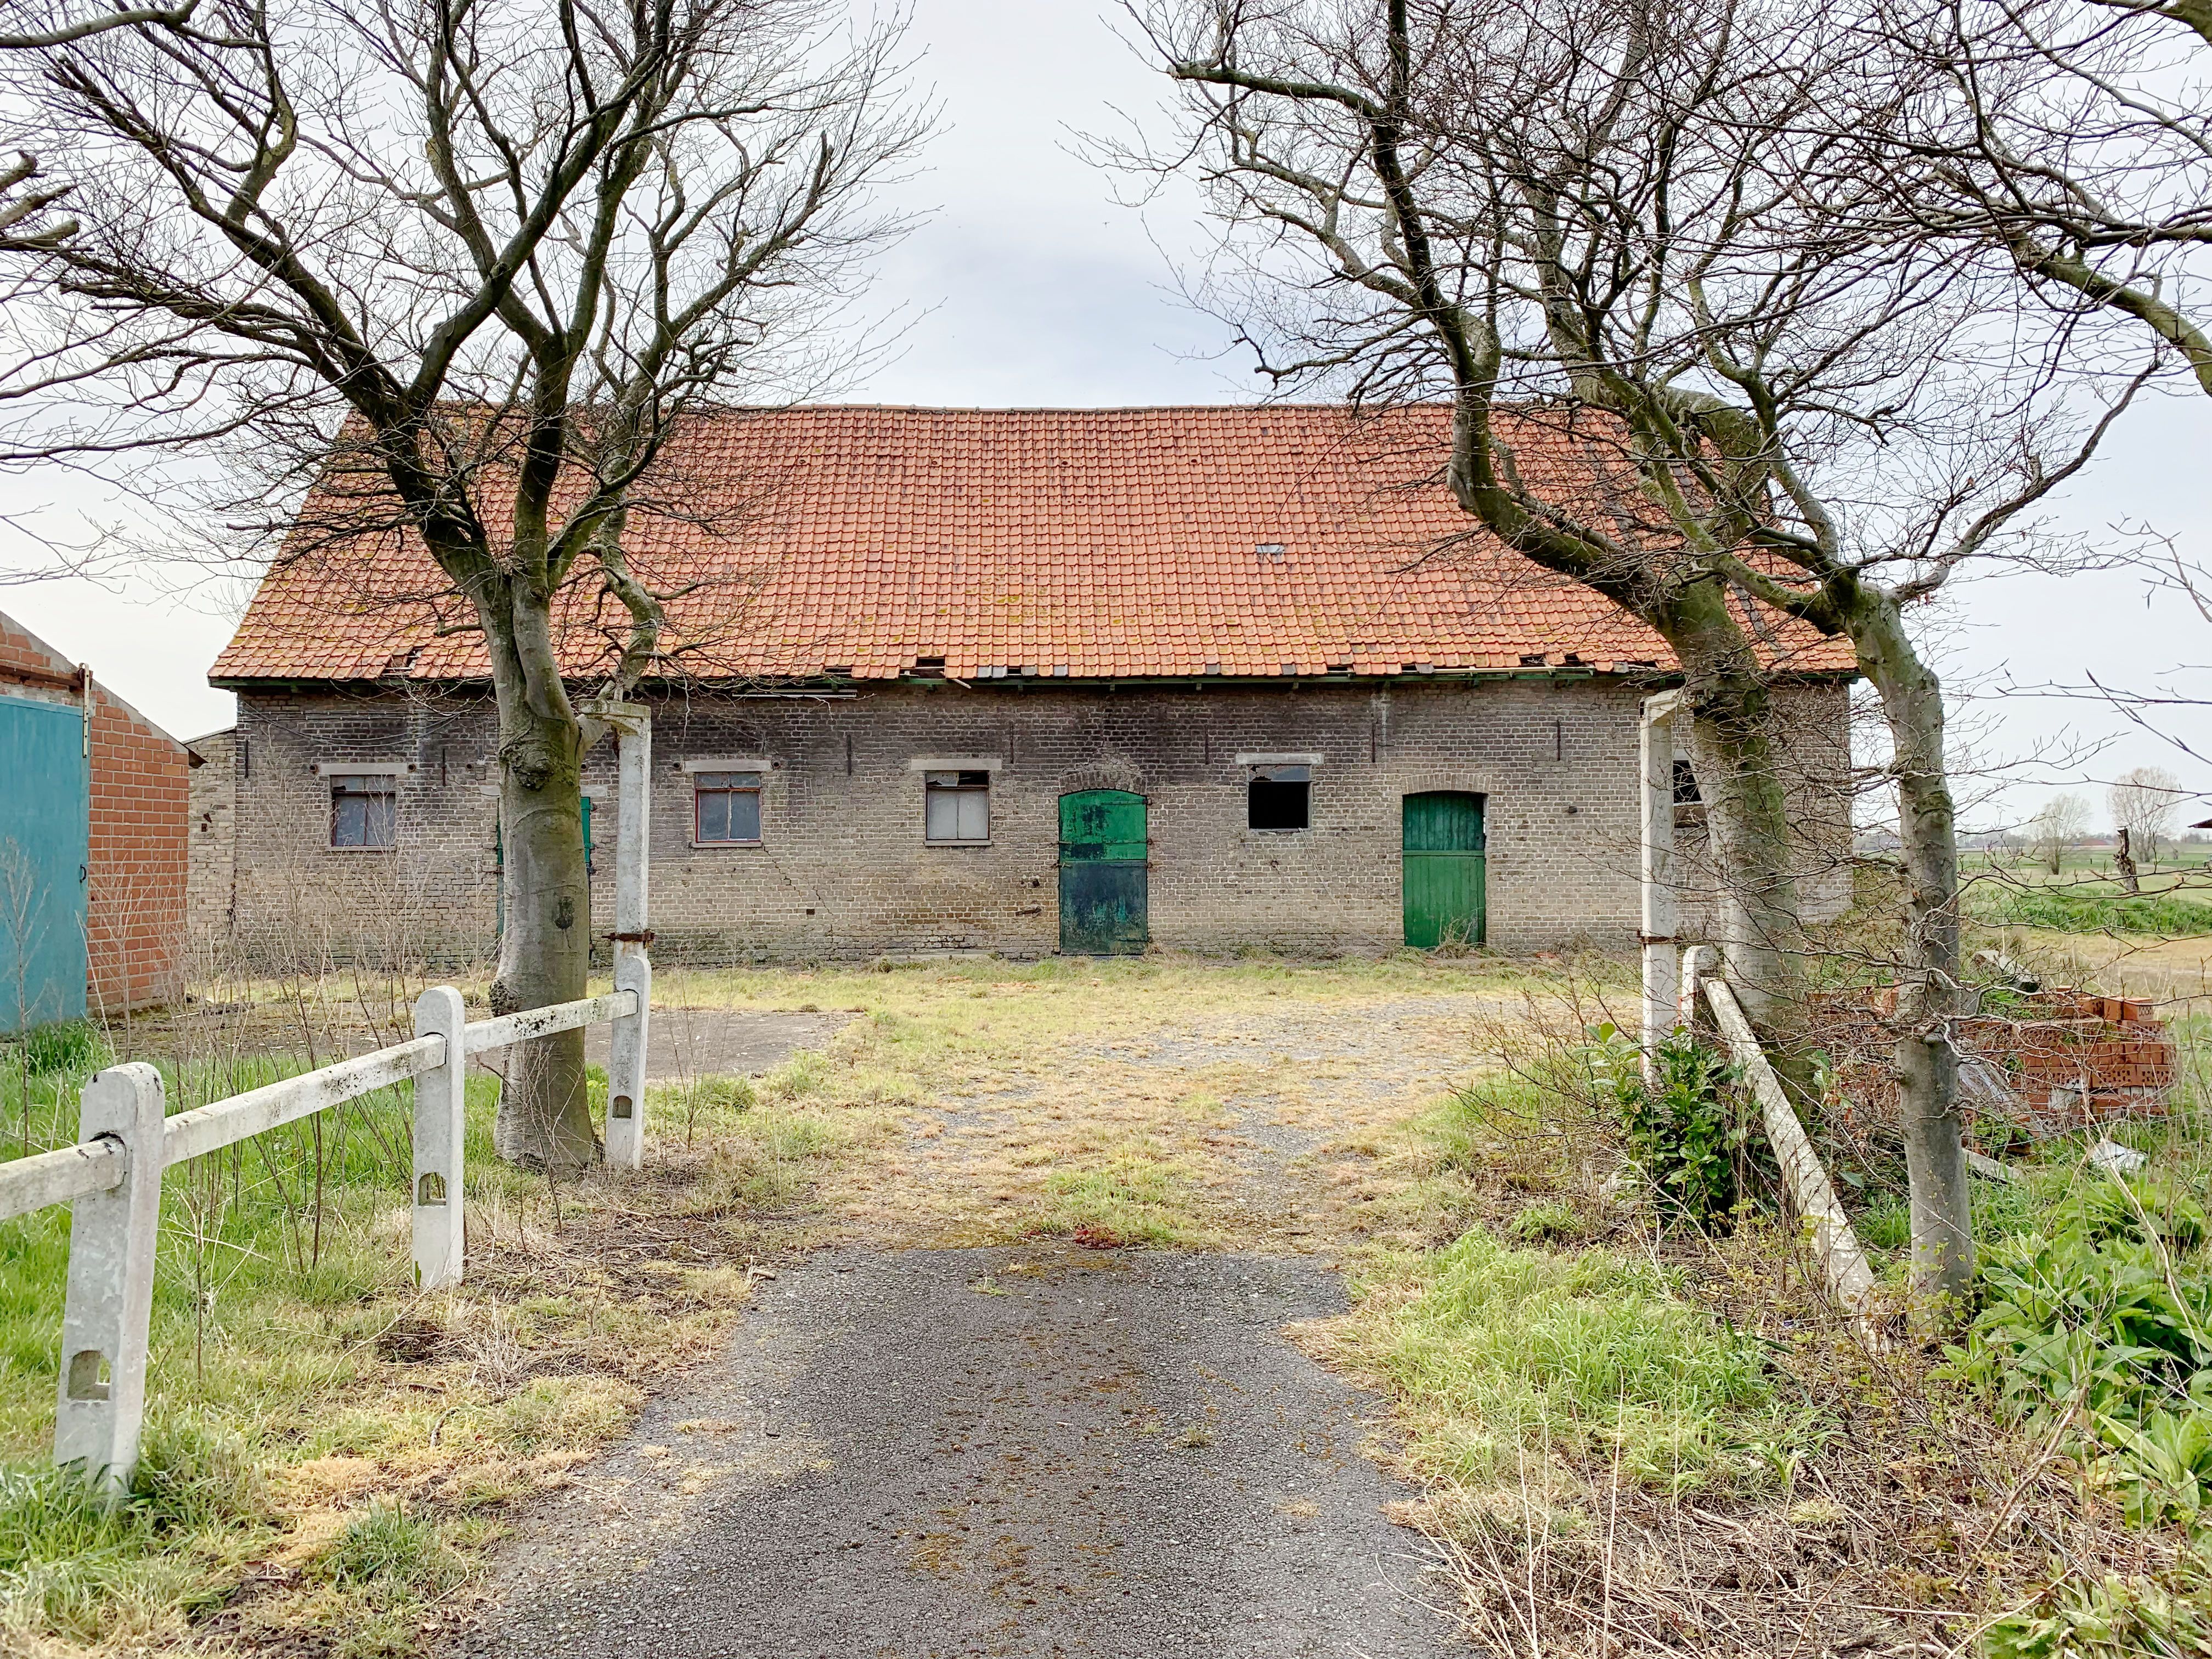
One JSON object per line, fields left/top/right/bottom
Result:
{"left": 328, "top": 771, "right": 398, "bottom": 850}
{"left": 692, "top": 770, "right": 765, "bottom": 847}
{"left": 924, "top": 770, "right": 992, "bottom": 845}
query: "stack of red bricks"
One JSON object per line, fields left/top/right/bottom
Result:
{"left": 1820, "top": 988, "right": 2181, "bottom": 1140}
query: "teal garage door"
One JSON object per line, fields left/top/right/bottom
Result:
{"left": 0, "top": 695, "right": 88, "bottom": 1034}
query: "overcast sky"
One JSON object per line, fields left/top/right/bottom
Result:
{"left": 0, "top": 0, "right": 2202, "bottom": 828}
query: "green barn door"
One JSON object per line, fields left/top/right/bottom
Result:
{"left": 1402, "top": 792, "right": 1486, "bottom": 949}
{"left": 1058, "top": 791, "right": 1148, "bottom": 956}
{"left": 0, "top": 694, "right": 89, "bottom": 1034}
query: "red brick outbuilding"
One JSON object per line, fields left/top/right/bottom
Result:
{"left": 0, "top": 610, "right": 191, "bottom": 1025}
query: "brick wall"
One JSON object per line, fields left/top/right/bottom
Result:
{"left": 87, "top": 686, "right": 190, "bottom": 1010}
{"left": 0, "top": 611, "right": 189, "bottom": 1013}
{"left": 219, "top": 675, "right": 1851, "bottom": 963}
{"left": 185, "top": 727, "right": 236, "bottom": 948}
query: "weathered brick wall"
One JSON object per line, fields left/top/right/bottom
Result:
{"left": 219, "top": 675, "right": 1850, "bottom": 962}
{"left": 0, "top": 612, "right": 189, "bottom": 1012}
{"left": 185, "top": 727, "right": 236, "bottom": 948}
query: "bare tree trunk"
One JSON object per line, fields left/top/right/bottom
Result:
{"left": 1851, "top": 591, "right": 1974, "bottom": 1311}
{"left": 2116, "top": 827, "right": 2141, "bottom": 894}
{"left": 1669, "top": 589, "right": 1813, "bottom": 1093}
{"left": 482, "top": 592, "right": 599, "bottom": 1176}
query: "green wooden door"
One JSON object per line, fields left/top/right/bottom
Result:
{"left": 1059, "top": 791, "right": 1148, "bottom": 956}
{"left": 1402, "top": 792, "right": 1486, "bottom": 949}
{"left": 0, "top": 695, "right": 89, "bottom": 1034}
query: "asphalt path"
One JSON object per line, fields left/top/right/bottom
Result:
{"left": 467, "top": 1247, "right": 1464, "bottom": 1659}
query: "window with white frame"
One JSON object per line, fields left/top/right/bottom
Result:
{"left": 693, "top": 770, "right": 764, "bottom": 844}
{"left": 924, "top": 770, "right": 990, "bottom": 843}
{"left": 329, "top": 772, "right": 397, "bottom": 849}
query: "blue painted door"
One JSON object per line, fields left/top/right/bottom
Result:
{"left": 0, "top": 695, "right": 88, "bottom": 1033}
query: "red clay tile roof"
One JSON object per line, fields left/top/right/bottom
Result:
{"left": 210, "top": 404, "right": 1855, "bottom": 686}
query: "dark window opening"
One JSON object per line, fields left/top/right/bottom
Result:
{"left": 1673, "top": 759, "right": 1701, "bottom": 805}
{"left": 1248, "top": 764, "right": 1311, "bottom": 831}
{"left": 695, "top": 771, "right": 763, "bottom": 844}
{"left": 926, "top": 770, "right": 991, "bottom": 842}
{"left": 329, "top": 773, "right": 397, "bottom": 849}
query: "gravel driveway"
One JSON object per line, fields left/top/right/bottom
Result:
{"left": 467, "top": 1247, "right": 1463, "bottom": 1658}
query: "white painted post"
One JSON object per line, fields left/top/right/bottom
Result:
{"left": 1640, "top": 692, "right": 1680, "bottom": 1077}
{"left": 54, "top": 1063, "right": 165, "bottom": 1498}
{"left": 1679, "top": 944, "right": 1716, "bottom": 1031}
{"left": 604, "top": 706, "right": 652, "bottom": 1170}
{"left": 411, "top": 986, "right": 467, "bottom": 1290}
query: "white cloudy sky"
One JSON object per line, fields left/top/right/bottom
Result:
{"left": 0, "top": 0, "right": 2203, "bottom": 828}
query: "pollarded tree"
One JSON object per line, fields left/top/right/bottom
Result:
{"left": 1128, "top": 0, "right": 2137, "bottom": 1310}
{"left": 0, "top": 0, "right": 924, "bottom": 1173}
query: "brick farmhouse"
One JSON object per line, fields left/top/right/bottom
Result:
{"left": 191, "top": 406, "right": 1854, "bottom": 962}
{"left": 1, "top": 610, "right": 193, "bottom": 1028}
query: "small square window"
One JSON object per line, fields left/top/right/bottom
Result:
{"left": 1248, "top": 764, "right": 1310, "bottom": 831}
{"left": 695, "top": 771, "right": 764, "bottom": 844}
{"left": 329, "top": 773, "right": 397, "bottom": 849}
{"left": 925, "top": 770, "right": 990, "bottom": 843}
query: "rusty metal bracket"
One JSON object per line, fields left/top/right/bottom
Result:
{"left": 605, "top": 929, "right": 656, "bottom": 944}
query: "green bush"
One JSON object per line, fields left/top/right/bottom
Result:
{"left": 15, "top": 1020, "right": 107, "bottom": 1076}
{"left": 1600, "top": 1030, "right": 1757, "bottom": 1231}
{"left": 1981, "top": 1567, "right": 2212, "bottom": 1658}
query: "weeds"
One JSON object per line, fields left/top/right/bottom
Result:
{"left": 1325, "top": 1227, "right": 1795, "bottom": 1497}
{"left": 1031, "top": 1152, "right": 1205, "bottom": 1247}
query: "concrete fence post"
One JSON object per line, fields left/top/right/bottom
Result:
{"left": 1678, "top": 944, "right": 1716, "bottom": 1031}
{"left": 411, "top": 986, "right": 467, "bottom": 1290}
{"left": 605, "top": 707, "right": 652, "bottom": 1171}
{"left": 1640, "top": 692, "right": 1680, "bottom": 1080}
{"left": 54, "top": 1062, "right": 165, "bottom": 1498}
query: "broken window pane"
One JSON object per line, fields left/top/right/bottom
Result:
{"left": 1672, "top": 758, "right": 1701, "bottom": 805}
{"left": 1248, "top": 764, "right": 1311, "bottom": 831}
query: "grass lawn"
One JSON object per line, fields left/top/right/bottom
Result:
{"left": 0, "top": 950, "right": 1579, "bottom": 1656}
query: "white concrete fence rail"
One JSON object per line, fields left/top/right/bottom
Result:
{"left": 0, "top": 981, "right": 651, "bottom": 1499}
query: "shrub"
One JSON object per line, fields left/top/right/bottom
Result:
{"left": 1981, "top": 1567, "right": 2212, "bottom": 1658}
{"left": 1600, "top": 1030, "right": 1756, "bottom": 1231}
{"left": 1977, "top": 888, "right": 2212, "bottom": 938}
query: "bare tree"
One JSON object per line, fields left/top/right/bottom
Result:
{"left": 1127, "top": 0, "right": 2138, "bottom": 1310}
{"left": 1846, "top": 0, "right": 2212, "bottom": 395}
{"left": 2112, "top": 765, "right": 2183, "bottom": 871}
{"left": 2030, "top": 790, "right": 2091, "bottom": 875}
{"left": 0, "top": 0, "right": 923, "bottom": 1173}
